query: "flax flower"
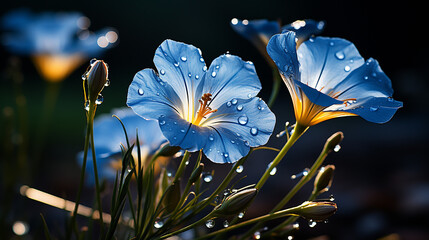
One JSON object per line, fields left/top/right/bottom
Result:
{"left": 267, "top": 31, "right": 402, "bottom": 127}
{"left": 127, "top": 40, "right": 275, "bottom": 163}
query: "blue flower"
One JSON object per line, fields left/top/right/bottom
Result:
{"left": 127, "top": 40, "right": 276, "bottom": 163}
{"left": 1, "top": 9, "right": 118, "bottom": 81}
{"left": 77, "top": 108, "right": 167, "bottom": 184}
{"left": 267, "top": 31, "right": 402, "bottom": 127}
{"left": 230, "top": 18, "right": 325, "bottom": 61}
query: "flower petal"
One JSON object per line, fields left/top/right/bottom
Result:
{"left": 197, "top": 54, "right": 262, "bottom": 110}
{"left": 297, "top": 36, "right": 365, "bottom": 92}
{"left": 230, "top": 18, "right": 280, "bottom": 45}
{"left": 153, "top": 39, "right": 207, "bottom": 119}
{"left": 203, "top": 97, "right": 275, "bottom": 148}
{"left": 281, "top": 19, "right": 325, "bottom": 46}
{"left": 294, "top": 80, "right": 343, "bottom": 107}
{"left": 127, "top": 68, "right": 183, "bottom": 121}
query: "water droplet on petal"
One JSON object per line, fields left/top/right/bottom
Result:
{"left": 238, "top": 116, "right": 248, "bottom": 125}
{"left": 236, "top": 165, "right": 244, "bottom": 173}
{"left": 195, "top": 75, "right": 199, "bottom": 80}
{"left": 334, "top": 144, "right": 341, "bottom": 152}
{"left": 246, "top": 61, "right": 253, "bottom": 65}
{"left": 344, "top": 65, "right": 351, "bottom": 72}
{"left": 160, "top": 69, "right": 165, "bottom": 75}
{"left": 250, "top": 127, "right": 258, "bottom": 136}
{"left": 370, "top": 106, "right": 379, "bottom": 112}
{"left": 181, "top": 56, "right": 187, "bottom": 62}
{"left": 231, "top": 98, "right": 238, "bottom": 105}
{"left": 205, "top": 219, "right": 215, "bottom": 228}
{"left": 159, "top": 120, "right": 166, "bottom": 126}
{"left": 236, "top": 105, "right": 243, "bottom": 111}
{"left": 138, "top": 88, "right": 144, "bottom": 95}
{"left": 209, "top": 135, "right": 214, "bottom": 141}
{"left": 211, "top": 71, "right": 217, "bottom": 77}
{"left": 244, "top": 141, "right": 250, "bottom": 147}
{"left": 203, "top": 66, "right": 207, "bottom": 72}
{"left": 329, "top": 42, "right": 335, "bottom": 46}
{"left": 188, "top": 73, "right": 192, "bottom": 78}
{"left": 95, "top": 94, "right": 104, "bottom": 105}
{"left": 226, "top": 101, "right": 232, "bottom": 107}
{"left": 200, "top": 57, "right": 204, "bottom": 62}
{"left": 174, "top": 62, "right": 180, "bottom": 67}
{"left": 335, "top": 51, "right": 345, "bottom": 60}
{"left": 317, "top": 21, "right": 325, "bottom": 30}
{"left": 154, "top": 219, "right": 164, "bottom": 228}
{"left": 364, "top": 76, "right": 369, "bottom": 80}
{"left": 180, "top": 129, "right": 185, "bottom": 133}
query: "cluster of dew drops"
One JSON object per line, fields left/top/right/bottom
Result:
{"left": 82, "top": 58, "right": 110, "bottom": 111}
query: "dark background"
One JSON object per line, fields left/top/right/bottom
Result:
{"left": 1, "top": 0, "right": 428, "bottom": 239}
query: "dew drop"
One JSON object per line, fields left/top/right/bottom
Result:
{"left": 292, "top": 222, "right": 300, "bottom": 229}
{"left": 231, "top": 98, "right": 238, "bottom": 105}
{"left": 246, "top": 61, "right": 253, "bottom": 65}
{"left": 209, "top": 135, "right": 214, "bottom": 141}
{"left": 236, "top": 104, "right": 243, "bottom": 111}
{"left": 244, "top": 141, "right": 250, "bottom": 147}
{"left": 364, "top": 76, "right": 369, "bottom": 80}
{"left": 138, "top": 88, "right": 144, "bottom": 95}
{"left": 205, "top": 219, "right": 215, "bottom": 228}
{"left": 90, "top": 58, "right": 97, "bottom": 65}
{"left": 387, "top": 97, "right": 394, "bottom": 102}
{"left": 215, "top": 65, "right": 220, "bottom": 69}
{"left": 317, "top": 21, "right": 325, "bottom": 30}
{"left": 180, "top": 56, "right": 187, "bottom": 62}
{"left": 308, "top": 220, "right": 317, "bottom": 228}
{"left": 84, "top": 101, "right": 90, "bottom": 111}
{"left": 291, "top": 168, "right": 309, "bottom": 179}
{"left": 203, "top": 173, "right": 213, "bottom": 183}
{"left": 203, "top": 66, "right": 207, "bottom": 72}
{"left": 329, "top": 42, "right": 335, "bottom": 46}
{"left": 238, "top": 212, "right": 245, "bottom": 218}
{"left": 211, "top": 71, "right": 217, "bottom": 77}
{"left": 188, "top": 73, "right": 192, "bottom": 78}
{"left": 160, "top": 69, "right": 166, "bottom": 75}
{"left": 223, "top": 220, "right": 229, "bottom": 228}
{"left": 288, "top": 236, "right": 294, "bottom": 240}
{"left": 236, "top": 165, "right": 244, "bottom": 173}
{"left": 195, "top": 75, "right": 199, "bottom": 80}
{"left": 238, "top": 116, "right": 248, "bottom": 125}
{"left": 174, "top": 62, "right": 180, "bottom": 67}
{"left": 267, "top": 162, "right": 277, "bottom": 176}
{"left": 247, "top": 93, "right": 252, "bottom": 98}
{"left": 81, "top": 73, "right": 87, "bottom": 80}
{"left": 335, "top": 51, "right": 345, "bottom": 60}
{"left": 226, "top": 101, "right": 232, "bottom": 107}
{"left": 159, "top": 120, "right": 166, "bottom": 126}
{"left": 180, "top": 129, "right": 185, "bottom": 133}
{"left": 369, "top": 106, "right": 379, "bottom": 112}
{"left": 253, "top": 231, "right": 261, "bottom": 239}
{"left": 95, "top": 94, "right": 104, "bottom": 105}
{"left": 329, "top": 194, "right": 335, "bottom": 201}
{"left": 200, "top": 57, "right": 204, "bottom": 62}
{"left": 250, "top": 127, "right": 258, "bottom": 136}
{"left": 224, "top": 153, "right": 229, "bottom": 158}
{"left": 334, "top": 144, "right": 341, "bottom": 152}
{"left": 104, "top": 79, "right": 110, "bottom": 87}
{"left": 344, "top": 65, "right": 351, "bottom": 72}
{"left": 154, "top": 219, "right": 164, "bottom": 228}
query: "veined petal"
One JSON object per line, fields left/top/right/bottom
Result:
{"left": 281, "top": 19, "right": 325, "bottom": 47}
{"left": 294, "top": 80, "right": 342, "bottom": 107}
{"left": 202, "top": 97, "right": 275, "bottom": 148}
{"left": 127, "top": 68, "right": 183, "bottom": 121}
{"left": 297, "top": 36, "right": 365, "bottom": 92}
{"left": 197, "top": 54, "right": 261, "bottom": 110}
{"left": 266, "top": 31, "right": 300, "bottom": 80}
{"left": 153, "top": 39, "right": 207, "bottom": 121}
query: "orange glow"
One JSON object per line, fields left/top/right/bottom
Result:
{"left": 32, "top": 54, "right": 85, "bottom": 82}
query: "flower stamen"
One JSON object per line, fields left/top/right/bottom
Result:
{"left": 194, "top": 93, "right": 217, "bottom": 126}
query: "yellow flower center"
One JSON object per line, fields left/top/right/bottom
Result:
{"left": 193, "top": 93, "right": 218, "bottom": 126}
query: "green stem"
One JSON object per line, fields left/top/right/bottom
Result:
{"left": 194, "top": 205, "right": 304, "bottom": 240}
{"left": 267, "top": 68, "right": 282, "bottom": 108}
{"left": 89, "top": 109, "right": 104, "bottom": 237}
{"left": 173, "top": 151, "right": 191, "bottom": 183}
{"left": 68, "top": 103, "right": 94, "bottom": 240}
{"left": 159, "top": 213, "right": 215, "bottom": 239}
{"left": 255, "top": 123, "right": 308, "bottom": 190}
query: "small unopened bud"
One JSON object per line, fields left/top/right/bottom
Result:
{"left": 313, "top": 165, "right": 335, "bottom": 195}
{"left": 189, "top": 163, "right": 204, "bottom": 183}
{"left": 324, "top": 132, "right": 344, "bottom": 153}
{"left": 157, "top": 143, "right": 181, "bottom": 157}
{"left": 213, "top": 188, "right": 257, "bottom": 216}
{"left": 162, "top": 180, "right": 181, "bottom": 213}
{"left": 294, "top": 201, "right": 337, "bottom": 222}
{"left": 86, "top": 59, "right": 109, "bottom": 102}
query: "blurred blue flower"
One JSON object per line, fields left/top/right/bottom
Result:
{"left": 267, "top": 31, "right": 403, "bottom": 127}
{"left": 230, "top": 18, "right": 324, "bottom": 62}
{"left": 1, "top": 9, "right": 118, "bottom": 81}
{"left": 78, "top": 108, "right": 167, "bottom": 184}
{"left": 127, "top": 40, "right": 276, "bottom": 163}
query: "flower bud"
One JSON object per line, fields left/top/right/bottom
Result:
{"left": 294, "top": 201, "right": 337, "bottom": 222}
{"left": 157, "top": 142, "right": 181, "bottom": 157}
{"left": 85, "top": 59, "right": 109, "bottom": 102}
{"left": 189, "top": 163, "right": 204, "bottom": 183}
{"left": 324, "top": 132, "right": 344, "bottom": 153}
{"left": 213, "top": 188, "right": 258, "bottom": 216}
{"left": 313, "top": 165, "right": 335, "bottom": 195}
{"left": 162, "top": 180, "right": 181, "bottom": 213}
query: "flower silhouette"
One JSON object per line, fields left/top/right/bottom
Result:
{"left": 127, "top": 40, "right": 275, "bottom": 163}
{"left": 78, "top": 108, "right": 167, "bottom": 184}
{"left": 1, "top": 9, "right": 118, "bottom": 82}
{"left": 267, "top": 31, "right": 402, "bottom": 127}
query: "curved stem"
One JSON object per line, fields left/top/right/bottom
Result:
{"left": 255, "top": 123, "right": 308, "bottom": 190}
{"left": 267, "top": 68, "right": 282, "bottom": 108}
{"left": 173, "top": 151, "right": 191, "bottom": 183}
{"left": 159, "top": 213, "right": 215, "bottom": 239}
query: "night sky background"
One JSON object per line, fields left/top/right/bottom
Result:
{"left": 1, "top": 0, "right": 428, "bottom": 239}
